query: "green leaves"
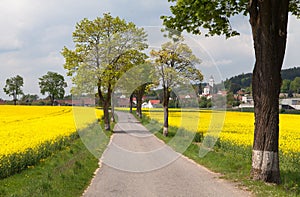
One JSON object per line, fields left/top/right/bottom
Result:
{"left": 162, "top": 0, "right": 248, "bottom": 38}
{"left": 290, "top": 77, "right": 300, "bottom": 93}
{"left": 61, "top": 47, "right": 83, "bottom": 76}
{"left": 290, "top": 0, "right": 300, "bottom": 18}
{"left": 38, "top": 72, "right": 67, "bottom": 104}
{"left": 164, "top": 0, "right": 300, "bottom": 38}
{"left": 62, "top": 13, "right": 148, "bottom": 98}
{"left": 3, "top": 75, "right": 24, "bottom": 104}
{"left": 150, "top": 36, "right": 203, "bottom": 89}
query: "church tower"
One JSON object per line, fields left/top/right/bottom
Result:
{"left": 209, "top": 75, "right": 215, "bottom": 87}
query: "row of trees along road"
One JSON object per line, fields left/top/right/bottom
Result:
{"left": 3, "top": 72, "right": 67, "bottom": 105}
{"left": 162, "top": 0, "right": 300, "bottom": 184}
{"left": 62, "top": 13, "right": 203, "bottom": 133}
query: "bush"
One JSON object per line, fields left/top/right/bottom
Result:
{"left": 193, "top": 132, "right": 203, "bottom": 143}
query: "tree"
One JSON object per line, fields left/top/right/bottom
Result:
{"left": 134, "top": 84, "right": 150, "bottom": 118}
{"left": 62, "top": 13, "right": 147, "bottom": 130}
{"left": 290, "top": 77, "right": 300, "bottom": 94}
{"left": 133, "top": 65, "right": 158, "bottom": 118}
{"left": 114, "top": 63, "right": 157, "bottom": 119}
{"left": 3, "top": 75, "right": 24, "bottom": 105}
{"left": 162, "top": 0, "right": 300, "bottom": 184}
{"left": 150, "top": 36, "right": 203, "bottom": 136}
{"left": 281, "top": 79, "right": 291, "bottom": 93}
{"left": 199, "top": 96, "right": 209, "bottom": 108}
{"left": 39, "top": 72, "right": 67, "bottom": 106}
{"left": 227, "top": 92, "right": 237, "bottom": 108}
{"left": 229, "top": 83, "right": 242, "bottom": 94}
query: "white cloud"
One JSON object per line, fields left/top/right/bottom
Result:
{"left": 0, "top": 0, "right": 300, "bottom": 99}
{"left": 284, "top": 15, "right": 300, "bottom": 68}
{"left": 187, "top": 31, "right": 255, "bottom": 81}
{"left": 0, "top": 0, "right": 173, "bottom": 99}
{"left": 202, "top": 59, "right": 233, "bottom": 68}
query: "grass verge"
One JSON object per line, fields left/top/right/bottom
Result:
{"left": 0, "top": 122, "right": 112, "bottom": 197}
{"left": 134, "top": 111, "right": 300, "bottom": 197}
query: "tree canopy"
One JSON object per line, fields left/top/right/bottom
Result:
{"left": 3, "top": 75, "right": 24, "bottom": 105}
{"left": 39, "top": 72, "right": 67, "bottom": 106}
{"left": 62, "top": 13, "right": 148, "bottom": 130}
{"left": 150, "top": 37, "right": 203, "bottom": 87}
{"left": 162, "top": 0, "right": 300, "bottom": 38}
{"left": 150, "top": 36, "right": 203, "bottom": 136}
{"left": 290, "top": 77, "right": 300, "bottom": 94}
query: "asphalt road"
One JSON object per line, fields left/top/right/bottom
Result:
{"left": 83, "top": 111, "right": 252, "bottom": 197}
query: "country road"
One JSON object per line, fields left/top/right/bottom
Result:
{"left": 83, "top": 111, "right": 252, "bottom": 197}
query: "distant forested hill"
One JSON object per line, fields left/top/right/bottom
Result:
{"left": 224, "top": 67, "right": 300, "bottom": 93}
{"left": 281, "top": 67, "right": 300, "bottom": 80}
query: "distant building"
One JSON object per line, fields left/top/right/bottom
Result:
{"left": 150, "top": 100, "right": 160, "bottom": 105}
{"left": 116, "top": 94, "right": 161, "bottom": 108}
{"left": 241, "top": 95, "right": 254, "bottom": 104}
{"left": 203, "top": 85, "right": 210, "bottom": 96}
{"left": 58, "top": 98, "right": 95, "bottom": 106}
{"left": 280, "top": 98, "right": 300, "bottom": 110}
{"left": 239, "top": 103, "right": 254, "bottom": 109}
{"left": 201, "top": 75, "right": 215, "bottom": 97}
{"left": 238, "top": 94, "right": 254, "bottom": 109}
{"left": 209, "top": 75, "right": 215, "bottom": 88}
{"left": 142, "top": 100, "right": 161, "bottom": 108}
{"left": 0, "top": 99, "right": 5, "bottom": 105}
{"left": 235, "top": 89, "right": 246, "bottom": 101}
{"left": 142, "top": 101, "right": 153, "bottom": 108}
{"left": 55, "top": 99, "right": 73, "bottom": 106}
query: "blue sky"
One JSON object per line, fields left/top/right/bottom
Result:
{"left": 0, "top": 0, "right": 299, "bottom": 99}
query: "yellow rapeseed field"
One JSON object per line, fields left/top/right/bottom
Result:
{"left": 143, "top": 109, "right": 300, "bottom": 155}
{"left": 0, "top": 105, "right": 102, "bottom": 157}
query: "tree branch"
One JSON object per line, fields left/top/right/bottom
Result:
{"left": 98, "top": 78, "right": 104, "bottom": 102}
{"left": 248, "top": 0, "right": 259, "bottom": 25}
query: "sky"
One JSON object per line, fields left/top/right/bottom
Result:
{"left": 0, "top": 0, "right": 299, "bottom": 100}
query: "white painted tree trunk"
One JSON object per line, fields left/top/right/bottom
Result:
{"left": 163, "top": 126, "right": 168, "bottom": 137}
{"left": 251, "top": 150, "right": 280, "bottom": 181}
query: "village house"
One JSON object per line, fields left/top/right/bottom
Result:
{"left": 280, "top": 98, "right": 300, "bottom": 110}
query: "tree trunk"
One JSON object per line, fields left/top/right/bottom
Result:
{"left": 136, "top": 89, "right": 144, "bottom": 119}
{"left": 163, "top": 86, "right": 170, "bottom": 136}
{"left": 129, "top": 93, "right": 133, "bottom": 113}
{"left": 135, "top": 95, "right": 141, "bottom": 119}
{"left": 163, "top": 105, "right": 169, "bottom": 136}
{"left": 50, "top": 95, "right": 54, "bottom": 106}
{"left": 248, "top": 0, "right": 289, "bottom": 184}
{"left": 111, "top": 100, "right": 115, "bottom": 122}
{"left": 111, "top": 107, "right": 115, "bottom": 122}
{"left": 98, "top": 81, "right": 111, "bottom": 131}
{"left": 103, "top": 102, "right": 110, "bottom": 131}
{"left": 105, "top": 85, "right": 112, "bottom": 131}
{"left": 13, "top": 92, "right": 17, "bottom": 105}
